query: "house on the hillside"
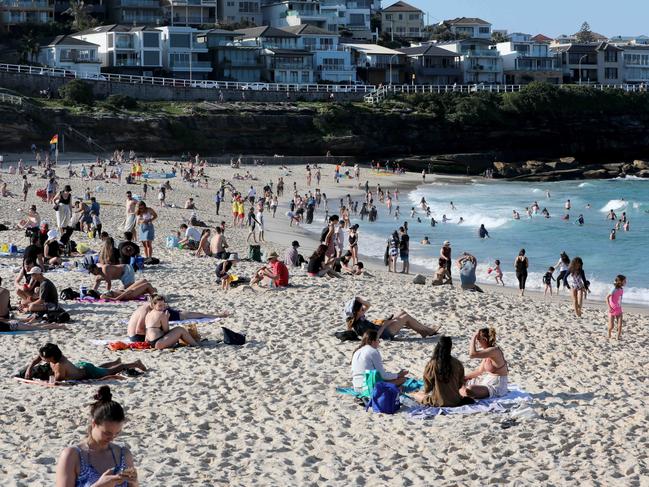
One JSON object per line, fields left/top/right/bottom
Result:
{"left": 440, "top": 17, "right": 492, "bottom": 40}
{"left": 399, "top": 43, "right": 461, "bottom": 84}
{"left": 380, "top": 1, "right": 424, "bottom": 40}
{"left": 38, "top": 35, "right": 102, "bottom": 76}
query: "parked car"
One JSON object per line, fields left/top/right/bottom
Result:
{"left": 82, "top": 73, "right": 107, "bottom": 81}
{"left": 190, "top": 80, "right": 216, "bottom": 88}
{"left": 241, "top": 82, "right": 269, "bottom": 91}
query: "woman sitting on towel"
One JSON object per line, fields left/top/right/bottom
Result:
{"left": 412, "top": 336, "right": 470, "bottom": 407}
{"left": 55, "top": 386, "right": 138, "bottom": 487}
{"left": 351, "top": 330, "right": 407, "bottom": 393}
{"left": 127, "top": 295, "right": 229, "bottom": 342}
{"left": 461, "top": 327, "right": 509, "bottom": 399}
{"left": 344, "top": 296, "right": 439, "bottom": 340}
{"left": 143, "top": 295, "right": 201, "bottom": 349}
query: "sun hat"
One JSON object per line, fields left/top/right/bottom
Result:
{"left": 443, "top": 240, "right": 451, "bottom": 246}
{"left": 267, "top": 251, "right": 279, "bottom": 260}
{"left": 27, "top": 266, "right": 43, "bottom": 275}
{"left": 227, "top": 253, "right": 239, "bottom": 262}
{"left": 47, "top": 229, "right": 59, "bottom": 240}
{"left": 291, "top": 240, "right": 300, "bottom": 247}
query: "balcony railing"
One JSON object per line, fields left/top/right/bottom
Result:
{"left": 122, "top": 14, "right": 161, "bottom": 22}
{"left": 272, "top": 63, "right": 311, "bottom": 70}
{"left": 2, "top": 0, "right": 52, "bottom": 9}
{"left": 172, "top": 15, "right": 215, "bottom": 23}
{"left": 170, "top": 0, "right": 216, "bottom": 4}
{"left": 60, "top": 56, "right": 101, "bottom": 63}
{"left": 464, "top": 49, "right": 499, "bottom": 57}
{"left": 222, "top": 58, "right": 262, "bottom": 66}
{"left": 320, "top": 64, "right": 353, "bottom": 71}
{"left": 169, "top": 59, "right": 211, "bottom": 68}
{"left": 115, "top": 59, "right": 141, "bottom": 66}
{"left": 119, "top": 0, "right": 160, "bottom": 6}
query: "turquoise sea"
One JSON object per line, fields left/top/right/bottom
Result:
{"left": 349, "top": 177, "right": 649, "bottom": 305}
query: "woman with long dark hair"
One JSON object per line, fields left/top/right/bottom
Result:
{"left": 568, "top": 257, "right": 586, "bottom": 317}
{"left": 136, "top": 201, "right": 157, "bottom": 258}
{"left": 55, "top": 386, "right": 138, "bottom": 486}
{"left": 514, "top": 249, "right": 528, "bottom": 296}
{"left": 413, "top": 336, "right": 466, "bottom": 406}
{"left": 344, "top": 296, "right": 439, "bottom": 340}
{"left": 555, "top": 252, "right": 570, "bottom": 292}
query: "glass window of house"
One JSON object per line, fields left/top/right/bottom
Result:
{"left": 170, "top": 34, "right": 190, "bottom": 48}
{"left": 479, "top": 27, "right": 490, "bottom": 34}
{"left": 143, "top": 32, "right": 159, "bottom": 48}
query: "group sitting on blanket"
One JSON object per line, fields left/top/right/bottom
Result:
{"left": 127, "top": 294, "right": 228, "bottom": 349}
{"left": 23, "top": 343, "right": 146, "bottom": 382}
{"left": 351, "top": 327, "right": 509, "bottom": 408}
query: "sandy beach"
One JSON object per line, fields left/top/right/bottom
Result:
{"left": 0, "top": 154, "right": 648, "bottom": 486}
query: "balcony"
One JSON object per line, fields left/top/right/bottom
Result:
{"left": 169, "top": 59, "right": 212, "bottom": 68}
{"left": 419, "top": 66, "right": 462, "bottom": 76}
{"left": 121, "top": 14, "right": 161, "bottom": 22}
{"left": 119, "top": 0, "right": 160, "bottom": 6}
{"left": 172, "top": 15, "right": 215, "bottom": 24}
{"left": 320, "top": 64, "right": 353, "bottom": 71}
{"left": 115, "top": 40, "right": 135, "bottom": 49}
{"left": 115, "top": 59, "right": 140, "bottom": 66}
{"left": 222, "top": 58, "right": 262, "bottom": 67}
{"left": 60, "top": 56, "right": 101, "bottom": 63}
{"left": 272, "top": 62, "right": 311, "bottom": 70}
{"left": 170, "top": 0, "right": 216, "bottom": 4}
{"left": 468, "top": 65, "right": 501, "bottom": 73}
{"left": 464, "top": 49, "right": 499, "bottom": 57}
{"left": 2, "top": 0, "right": 52, "bottom": 9}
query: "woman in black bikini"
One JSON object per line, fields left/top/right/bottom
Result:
{"left": 144, "top": 295, "right": 200, "bottom": 349}
{"left": 348, "top": 224, "right": 359, "bottom": 265}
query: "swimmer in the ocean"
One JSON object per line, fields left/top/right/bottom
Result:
{"left": 410, "top": 207, "right": 416, "bottom": 218}
{"left": 562, "top": 213, "right": 570, "bottom": 221}
{"left": 607, "top": 209, "right": 617, "bottom": 220}
{"left": 450, "top": 202, "right": 456, "bottom": 210}
{"left": 478, "top": 224, "right": 489, "bottom": 238}
{"left": 565, "top": 199, "right": 571, "bottom": 210}
{"left": 442, "top": 214, "right": 450, "bottom": 223}
{"left": 546, "top": 190, "right": 551, "bottom": 199}
{"left": 430, "top": 217, "right": 437, "bottom": 227}
{"left": 421, "top": 236, "right": 431, "bottom": 245}
{"left": 542, "top": 208, "right": 550, "bottom": 218}
{"left": 512, "top": 210, "right": 520, "bottom": 220}
{"left": 585, "top": 203, "right": 591, "bottom": 209}
{"left": 577, "top": 214, "right": 584, "bottom": 225}
{"left": 458, "top": 217, "right": 464, "bottom": 224}
{"left": 610, "top": 229, "right": 616, "bottom": 240}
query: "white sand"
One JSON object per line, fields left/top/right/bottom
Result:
{"left": 0, "top": 155, "right": 647, "bottom": 485}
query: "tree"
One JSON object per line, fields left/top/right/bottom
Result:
{"left": 19, "top": 31, "right": 40, "bottom": 64}
{"left": 424, "top": 23, "right": 469, "bottom": 42}
{"left": 64, "top": 0, "right": 96, "bottom": 32}
{"left": 575, "top": 21, "right": 595, "bottom": 43}
{"left": 59, "top": 80, "right": 94, "bottom": 105}
{"left": 491, "top": 31, "right": 508, "bottom": 44}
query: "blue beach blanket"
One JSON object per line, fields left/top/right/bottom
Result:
{"left": 407, "top": 384, "right": 532, "bottom": 419}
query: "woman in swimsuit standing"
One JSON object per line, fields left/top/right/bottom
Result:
{"left": 55, "top": 386, "right": 138, "bottom": 487}
{"left": 461, "top": 327, "right": 509, "bottom": 399}
{"left": 145, "top": 295, "right": 200, "bottom": 349}
{"left": 136, "top": 201, "right": 157, "bottom": 259}
{"left": 348, "top": 224, "right": 359, "bottom": 265}
{"left": 52, "top": 185, "right": 73, "bottom": 232}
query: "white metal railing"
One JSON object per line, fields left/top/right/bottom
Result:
{"left": 1, "top": 62, "right": 648, "bottom": 96}
{"left": 0, "top": 92, "right": 23, "bottom": 105}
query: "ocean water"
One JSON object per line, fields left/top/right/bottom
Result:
{"left": 344, "top": 177, "right": 649, "bottom": 305}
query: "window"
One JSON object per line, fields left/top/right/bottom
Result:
{"left": 239, "top": 1, "right": 258, "bottom": 13}
{"left": 349, "top": 13, "right": 364, "bottom": 25}
{"left": 384, "top": 14, "right": 391, "bottom": 20}
{"left": 320, "top": 37, "right": 333, "bottom": 50}
{"left": 143, "top": 32, "right": 159, "bottom": 48}
{"left": 398, "top": 14, "right": 402, "bottom": 20}
{"left": 170, "top": 34, "right": 190, "bottom": 48}
{"left": 605, "top": 50, "right": 618, "bottom": 63}
{"left": 479, "top": 27, "right": 490, "bottom": 34}
{"left": 226, "top": 1, "right": 234, "bottom": 5}
{"left": 143, "top": 51, "right": 159, "bottom": 65}
{"left": 303, "top": 37, "right": 315, "bottom": 50}
{"left": 301, "top": 72, "right": 309, "bottom": 83}
{"left": 408, "top": 13, "right": 419, "bottom": 20}
{"left": 605, "top": 68, "right": 618, "bottom": 79}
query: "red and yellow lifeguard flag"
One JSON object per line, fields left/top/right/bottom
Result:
{"left": 50, "top": 134, "right": 58, "bottom": 145}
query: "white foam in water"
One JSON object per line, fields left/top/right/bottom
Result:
{"left": 599, "top": 199, "right": 628, "bottom": 212}
{"left": 578, "top": 182, "right": 592, "bottom": 188}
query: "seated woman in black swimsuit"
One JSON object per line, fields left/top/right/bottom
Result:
{"left": 344, "top": 296, "right": 439, "bottom": 340}
{"left": 144, "top": 295, "right": 201, "bottom": 349}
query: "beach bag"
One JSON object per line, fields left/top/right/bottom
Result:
{"left": 366, "top": 382, "right": 400, "bottom": 414}
{"left": 130, "top": 256, "right": 144, "bottom": 272}
{"left": 40, "top": 308, "right": 71, "bottom": 323}
{"left": 144, "top": 257, "right": 160, "bottom": 265}
{"left": 76, "top": 242, "right": 90, "bottom": 254}
{"left": 59, "top": 287, "right": 80, "bottom": 300}
{"left": 222, "top": 327, "right": 246, "bottom": 345}
{"left": 334, "top": 330, "right": 359, "bottom": 342}
{"left": 248, "top": 244, "right": 262, "bottom": 262}
{"left": 166, "top": 236, "right": 179, "bottom": 249}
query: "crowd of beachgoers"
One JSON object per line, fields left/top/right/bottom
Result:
{"left": 0, "top": 150, "right": 642, "bottom": 486}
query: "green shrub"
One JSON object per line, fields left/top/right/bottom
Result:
{"left": 58, "top": 80, "right": 94, "bottom": 105}
{"left": 105, "top": 94, "right": 138, "bottom": 110}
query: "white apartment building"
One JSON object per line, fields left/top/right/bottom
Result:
{"left": 217, "top": 0, "right": 262, "bottom": 25}
{"left": 73, "top": 25, "right": 163, "bottom": 75}
{"left": 162, "top": 0, "right": 217, "bottom": 27}
{"left": 261, "top": 0, "right": 327, "bottom": 29}
{"left": 380, "top": 1, "right": 424, "bottom": 40}
{"left": 439, "top": 38, "right": 503, "bottom": 84}
{"left": 497, "top": 40, "right": 561, "bottom": 84}
{"left": 442, "top": 17, "right": 492, "bottom": 40}
{"left": 320, "top": 0, "right": 376, "bottom": 40}
{"left": 0, "top": 0, "right": 54, "bottom": 25}
{"left": 156, "top": 26, "right": 212, "bottom": 78}
{"left": 38, "top": 36, "right": 102, "bottom": 76}
{"left": 282, "top": 24, "right": 355, "bottom": 82}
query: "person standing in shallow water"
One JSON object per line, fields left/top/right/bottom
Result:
{"left": 514, "top": 249, "right": 528, "bottom": 297}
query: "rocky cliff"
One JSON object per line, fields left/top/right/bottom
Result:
{"left": 3, "top": 102, "right": 649, "bottom": 179}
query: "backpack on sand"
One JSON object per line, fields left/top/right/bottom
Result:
{"left": 366, "top": 382, "right": 400, "bottom": 414}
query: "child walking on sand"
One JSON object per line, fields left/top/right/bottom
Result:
{"left": 606, "top": 275, "right": 626, "bottom": 339}
{"left": 543, "top": 266, "right": 555, "bottom": 296}
{"left": 493, "top": 260, "right": 504, "bottom": 286}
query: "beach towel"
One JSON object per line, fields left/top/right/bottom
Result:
{"left": 336, "top": 378, "right": 423, "bottom": 398}
{"left": 76, "top": 296, "right": 147, "bottom": 304}
{"left": 14, "top": 375, "right": 127, "bottom": 387}
{"left": 0, "top": 330, "right": 37, "bottom": 335}
{"left": 117, "top": 317, "right": 221, "bottom": 326}
{"left": 407, "top": 384, "right": 532, "bottom": 419}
